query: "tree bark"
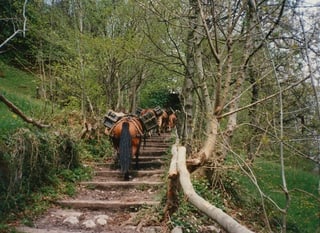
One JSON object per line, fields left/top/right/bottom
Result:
{"left": 181, "top": 0, "right": 197, "bottom": 149}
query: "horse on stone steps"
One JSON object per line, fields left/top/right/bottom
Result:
{"left": 105, "top": 115, "right": 144, "bottom": 180}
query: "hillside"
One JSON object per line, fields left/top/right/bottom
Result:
{"left": 0, "top": 61, "right": 44, "bottom": 133}
{"left": 0, "top": 62, "right": 319, "bottom": 233}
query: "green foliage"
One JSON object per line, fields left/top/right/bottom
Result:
{"left": 1, "top": 0, "right": 184, "bottom": 115}
{"left": 59, "top": 167, "right": 91, "bottom": 184}
{"left": 0, "top": 224, "right": 12, "bottom": 233}
{"left": 0, "top": 128, "right": 82, "bottom": 218}
{"left": 0, "top": 128, "right": 95, "bottom": 231}
{"left": 58, "top": 167, "right": 92, "bottom": 196}
{"left": 0, "top": 61, "right": 48, "bottom": 135}
{"left": 169, "top": 178, "right": 224, "bottom": 232}
{"left": 139, "top": 88, "right": 181, "bottom": 109}
{"left": 0, "top": 61, "right": 38, "bottom": 95}
{"left": 0, "top": 62, "right": 114, "bottom": 231}
{"left": 0, "top": 91, "right": 47, "bottom": 137}
{"left": 192, "top": 178, "right": 225, "bottom": 210}
{"left": 227, "top": 158, "right": 319, "bottom": 233}
{"left": 80, "top": 137, "right": 113, "bottom": 161}
{"left": 140, "top": 89, "right": 171, "bottom": 108}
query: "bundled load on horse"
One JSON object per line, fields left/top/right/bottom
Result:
{"left": 103, "top": 110, "right": 125, "bottom": 129}
{"left": 139, "top": 111, "right": 158, "bottom": 132}
{"left": 139, "top": 107, "right": 161, "bottom": 132}
{"left": 139, "top": 107, "right": 163, "bottom": 136}
{"left": 153, "top": 106, "right": 163, "bottom": 117}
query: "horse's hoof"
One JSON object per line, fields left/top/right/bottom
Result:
{"left": 124, "top": 175, "right": 132, "bottom": 181}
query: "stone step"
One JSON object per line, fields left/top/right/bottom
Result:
{"left": 16, "top": 227, "right": 83, "bottom": 233}
{"left": 104, "top": 149, "right": 168, "bottom": 156}
{"left": 56, "top": 200, "right": 160, "bottom": 210}
{"left": 141, "top": 140, "right": 171, "bottom": 145}
{"left": 139, "top": 150, "right": 168, "bottom": 156}
{"left": 143, "top": 136, "right": 172, "bottom": 142}
{"left": 97, "top": 160, "right": 165, "bottom": 169}
{"left": 92, "top": 176, "right": 162, "bottom": 182}
{"left": 80, "top": 181, "right": 164, "bottom": 190}
{"left": 136, "top": 155, "right": 164, "bottom": 161}
{"left": 94, "top": 169, "right": 165, "bottom": 177}
{"left": 18, "top": 224, "right": 163, "bottom": 233}
{"left": 144, "top": 139, "right": 172, "bottom": 144}
{"left": 142, "top": 137, "right": 171, "bottom": 142}
{"left": 140, "top": 146, "right": 169, "bottom": 151}
{"left": 140, "top": 145, "right": 170, "bottom": 150}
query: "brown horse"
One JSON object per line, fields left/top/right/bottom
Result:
{"left": 106, "top": 115, "right": 144, "bottom": 180}
{"left": 158, "top": 110, "right": 169, "bottom": 134}
{"left": 168, "top": 111, "right": 177, "bottom": 132}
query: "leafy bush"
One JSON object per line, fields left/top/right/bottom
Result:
{"left": 0, "top": 127, "right": 85, "bottom": 221}
{"left": 80, "top": 136, "right": 114, "bottom": 161}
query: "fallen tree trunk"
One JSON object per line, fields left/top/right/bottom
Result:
{"left": 176, "top": 146, "right": 255, "bottom": 233}
{"left": 0, "top": 93, "right": 50, "bottom": 129}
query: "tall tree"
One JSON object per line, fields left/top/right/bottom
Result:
{"left": 139, "top": 0, "right": 320, "bottom": 231}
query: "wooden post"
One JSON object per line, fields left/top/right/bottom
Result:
{"left": 164, "top": 144, "right": 180, "bottom": 216}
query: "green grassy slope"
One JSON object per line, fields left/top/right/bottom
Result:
{"left": 0, "top": 61, "right": 92, "bottom": 232}
{"left": 0, "top": 61, "right": 46, "bottom": 134}
{"left": 229, "top": 157, "right": 319, "bottom": 233}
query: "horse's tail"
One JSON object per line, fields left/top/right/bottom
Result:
{"left": 119, "top": 122, "right": 132, "bottom": 177}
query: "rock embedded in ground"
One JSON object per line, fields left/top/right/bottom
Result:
{"left": 82, "top": 219, "right": 96, "bottom": 228}
{"left": 63, "top": 216, "right": 79, "bottom": 225}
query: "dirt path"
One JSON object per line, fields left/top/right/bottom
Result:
{"left": 16, "top": 133, "right": 173, "bottom": 233}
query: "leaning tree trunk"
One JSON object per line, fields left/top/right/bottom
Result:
{"left": 188, "top": 0, "right": 221, "bottom": 166}
{"left": 219, "top": 2, "right": 255, "bottom": 161}
{"left": 181, "top": 0, "right": 199, "bottom": 151}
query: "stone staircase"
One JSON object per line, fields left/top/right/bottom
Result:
{"left": 17, "top": 133, "right": 173, "bottom": 233}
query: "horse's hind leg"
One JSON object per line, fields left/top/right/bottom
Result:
{"left": 112, "top": 152, "right": 119, "bottom": 170}
{"left": 124, "top": 171, "right": 130, "bottom": 181}
{"left": 134, "top": 154, "right": 139, "bottom": 170}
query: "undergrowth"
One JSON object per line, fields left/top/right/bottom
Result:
{"left": 168, "top": 177, "right": 225, "bottom": 233}
{"left": 162, "top": 156, "right": 319, "bottom": 233}
{"left": 0, "top": 61, "right": 107, "bottom": 232}
{"left": 0, "top": 127, "right": 92, "bottom": 229}
{"left": 0, "top": 61, "right": 50, "bottom": 136}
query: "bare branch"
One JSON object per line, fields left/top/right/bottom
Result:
{"left": 218, "top": 75, "right": 310, "bottom": 119}
{"left": 0, "top": 0, "right": 28, "bottom": 49}
{"left": 23, "top": 0, "right": 28, "bottom": 37}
